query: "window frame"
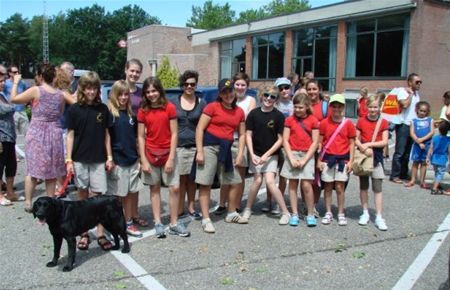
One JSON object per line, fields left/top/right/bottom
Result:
{"left": 251, "top": 32, "right": 285, "bottom": 80}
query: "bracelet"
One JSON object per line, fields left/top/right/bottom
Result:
{"left": 107, "top": 155, "right": 113, "bottom": 161}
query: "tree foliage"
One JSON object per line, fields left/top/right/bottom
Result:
{"left": 186, "top": 0, "right": 235, "bottom": 29}
{"left": 156, "top": 56, "right": 179, "bottom": 89}
{"left": 0, "top": 4, "right": 160, "bottom": 80}
{"left": 264, "top": 0, "right": 310, "bottom": 16}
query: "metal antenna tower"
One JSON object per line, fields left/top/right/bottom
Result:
{"left": 42, "top": 0, "right": 49, "bottom": 64}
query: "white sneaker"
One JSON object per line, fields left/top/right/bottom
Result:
{"left": 321, "top": 212, "right": 333, "bottom": 225}
{"left": 358, "top": 213, "right": 370, "bottom": 225}
{"left": 202, "top": 218, "right": 216, "bottom": 233}
{"left": 279, "top": 213, "right": 290, "bottom": 225}
{"left": 337, "top": 214, "right": 347, "bottom": 226}
{"left": 375, "top": 217, "right": 388, "bottom": 231}
{"left": 225, "top": 214, "right": 248, "bottom": 224}
{"left": 242, "top": 208, "right": 252, "bottom": 220}
{"left": 271, "top": 203, "right": 280, "bottom": 215}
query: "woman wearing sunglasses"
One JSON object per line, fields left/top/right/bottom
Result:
{"left": 241, "top": 87, "right": 290, "bottom": 225}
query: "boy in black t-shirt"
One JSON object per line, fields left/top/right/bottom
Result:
{"left": 241, "top": 87, "right": 291, "bottom": 225}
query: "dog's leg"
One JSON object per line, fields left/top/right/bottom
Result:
{"left": 63, "top": 237, "right": 77, "bottom": 272}
{"left": 120, "top": 232, "right": 130, "bottom": 253}
{"left": 47, "top": 234, "right": 63, "bottom": 267}
{"left": 111, "top": 234, "right": 121, "bottom": 251}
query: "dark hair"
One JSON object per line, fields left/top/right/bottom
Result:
{"left": 141, "top": 77, "right": 167, "bottom": 109}
{"left": 415, "top": 101, "right": 430, "bottom": 115}
{"left": 407, "top": 73, "right": 419, "bottom": 82}
{"left": 179, "top": 70, "right": 199, "bottom": 87}
{"left": 7, "top": 64, "right": 18, "bottom": 73}
{"left": 41, "top": 64, "right": 57, "bottom": 84}
{"left": 287, "top": 72, "right": 298, "bottom": 82}
{"left": 125, "top": 58, "right": 143, "bottom": 71}
{"left": 438, "top": 121, "right": 450, "bottom": 136}
{"left": 376, "top": 92, "right": 386, "bottom": 103}
{"left": 305, "top": 79, "right": 322, "bottom": 91}
{"left": 442, "top": 91, "right": 450, "bottom": 106}
{"left": 216, "top": 89, "right": 237, "bottom": 108}
{"left": 232, "top": 72, "right": 250, "bottom": 86}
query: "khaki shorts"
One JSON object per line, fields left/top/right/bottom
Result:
{"left": 232, "top": 140, "right": 248, "bottom": 167}
{"left": 73, "top": 162, "right": 107, "bottom": 193}
{"left": 321, "top": 163, "right": 349, "bottom": 183}
{"left": 280, "top": 151, "right": 315, "bottom": 180}
{"left": 195, "top": 145, "right": 242, "bottom": 186}
{"left": 142, "top": 161, "right": 179, "bottom": 187}
{"left": 107, "top": 162, "right": 142, "bottom": 196}
{"left": 369, "top": 163, "right": 385, "bottom": 179}
{"left": 176, "top": 147, "right": 196, "bottom": 175}
{"left": 248, "top": 154, "right": 278, "bottom": 174}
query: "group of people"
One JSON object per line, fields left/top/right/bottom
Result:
{"left": 1, "top": 60, "right": 449, "bottom": 248}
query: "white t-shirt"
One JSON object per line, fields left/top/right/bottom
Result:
{"left": 397, "top": 88, "right": 419, "bottom": 126}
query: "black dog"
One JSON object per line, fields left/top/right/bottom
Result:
{"left": 33, "top": 195, "right": 130, "bottom": 272}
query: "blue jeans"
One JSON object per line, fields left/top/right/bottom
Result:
{"left": 390, "top": 124, "right": 413, "bottom": 180}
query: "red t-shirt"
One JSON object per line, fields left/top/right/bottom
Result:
{"left": 319, "top": 117, "right": 356, "bottom": 155}
{"left": 203, "top": 102, "right": 245, "bottom": 141}
{"left": 285, "top": 114, "right": 319, "bottom": 151}
{"left": 311, "top": 101, "right": 327, "bottom": 121}
{"left": 358, "top": 98, "right": 368, "bottom": 118}
{"left": 356, "top": 116, "right": 389, "bottom": 143}
{"left": 137, "top": 102, "right": 177, "bottom": 148}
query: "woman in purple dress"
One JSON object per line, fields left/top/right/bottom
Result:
{"left": 11, "top": 64, "right": 75, "bottom": 212}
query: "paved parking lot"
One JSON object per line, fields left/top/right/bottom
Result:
{"left": 0, "top": 140, "right": 449, "bottom": 289}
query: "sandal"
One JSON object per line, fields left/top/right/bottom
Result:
{"left": 77, "top": 233, "right": 90, "bottom": 250}
{"left": 132, "top": 217, "right": 149, "bottom": 227}
{"left": 420, "top": 183, "right": 430, "bottom": 189}
{"left": 404, "top": 182, "right": 415, "bottom": 188}
{"left": 430, "top": 189, "right": 444, "bottom": 195}
{"left": 97, "top": 236, "right": 113, "bottom": 251}
{"left": 390, "top": 178, "right": 403, "bottom": 184}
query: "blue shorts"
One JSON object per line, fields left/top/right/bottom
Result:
{"left": 410, "top": 143, "right": 428, "bottom": 162}
{"left": 433, "top": 165, "right": 446, "bottom": 182}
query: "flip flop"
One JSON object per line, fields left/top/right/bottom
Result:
{"left": 404, "top": 182, "right": 415, "bottom": 188}
{"left": 390, "top": 178, "right": 403, "bottom": 184}
{"left": 420, "top": 183, "right": 430, "bottom": 189}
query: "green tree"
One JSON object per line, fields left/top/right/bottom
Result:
{"left": 235, "top": 8, "right": 267, "bottom": 24}
{"left": 156, "top": 56, "right": 179, "bottom": 89}
{"left": 264, "top": 0, "right": 310, "bottom": 16}
{"left": 186, "top": 0, "right": 235, "bottom": 29}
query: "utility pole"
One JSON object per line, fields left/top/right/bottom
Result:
{"left": 42, "top": 0, "right": 49, "bottom": 64}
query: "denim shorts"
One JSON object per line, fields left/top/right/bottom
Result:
{"left": 433, "top": 165, "right": 446, "bottom": 182}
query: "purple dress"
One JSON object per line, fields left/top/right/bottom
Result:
{"left": 25, "top": 86, "right": 65, "bottom": 179}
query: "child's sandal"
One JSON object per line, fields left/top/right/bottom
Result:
{"left": 77, "top": 233, "right": 90, "bottom": 250}
{"left": 97, "top": 236, "right": 113, "bottom": 251}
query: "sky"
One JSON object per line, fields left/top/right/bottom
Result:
{"left": 0, "top": 0, "right": 341, "bottom": 27}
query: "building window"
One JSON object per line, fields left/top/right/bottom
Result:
{"left": 292, "top": 25, "right": 337, "bottom": 91}
{"left": 220, "top": 38, "right": 246, "bottom": 79}
{"left": 345, "top": 14, "right": 409, "bottom": 78}
{"left": 252, "top": 32, "right": 284, "bottom": 79}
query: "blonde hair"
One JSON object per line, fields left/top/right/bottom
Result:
{"left": 259, "top": 85, "right": 279, "bottom": 100}
{"left": 292, "top": 92, "right": 312, "bottom": 115}
{"left": 108, "top": 80, "right": 133, "bottom": 118}
{"left": 77, "top": 71, "right": 101, "bottom": 106}
{"left": 54, "top": 67, "right": 71, "bottom": 91}
{"left": 360, "top": 86, "right": 369, "bottom": 98}
{"left": 367, "top": 95, "right": 381, "bottom": 108}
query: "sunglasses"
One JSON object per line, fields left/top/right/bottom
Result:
{"left": 263, "top": 93, "right": 277, "bottom": 100}
{"left": 279, "top": 85, "right": 290, "bottom": 91}
{"left": 10, "top": 70, "right": 19, "bottom": 74}
{"left": 184, "top": 82, "right": 196, "bottom": 87}
{"left": 415, "top": 80, "right": 422, "bottom": 85}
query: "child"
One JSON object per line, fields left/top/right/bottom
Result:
{"left": 318, "top": 94, "right": 356, "bottom": 226}
{"left": 428, "top": 121, "right": 450, "bottom": 196}
{"left": 439, "top": 91, "right": 450, "bottom": 124}
{"left": 137, "top": 77, "right": 190, "bottom": 238}
{"left": 357, "top": 87, "right": 369, "bottom": 118}
{"left": 355, "top": 95, "right": 389, "bottom": 230}
{"left": 107, "top": 80, "right": 143, "bottom": 237}
{"left": 241, "top": 87, "right": 290, "bottom": 225}
{"left": 66, "top": 71, "right": 115, "bottom": 251}
{"left": 405, "top": 101, "right": 434, "bottom": 188}
{"left": 281, "top": 92, "right": 319, "bottom": 227}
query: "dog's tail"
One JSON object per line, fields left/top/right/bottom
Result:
{"left": 55, "top": 172, "right": 74, "bottom": 199}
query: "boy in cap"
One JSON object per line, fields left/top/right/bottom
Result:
{"left": 317, "top": 94, "right": 356, "bottom": 226}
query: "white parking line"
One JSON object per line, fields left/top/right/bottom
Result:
{"left": 392, "top": 212, "right": 450, "bottom": 290}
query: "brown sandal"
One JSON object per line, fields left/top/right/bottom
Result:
{"left": 97, "top": 236, "right": 113, "bottom": 251}
{"left": 132, "top": 217, "right": 149, "bottom": 227}
{"left": 77, "top": 233, "right": 90, "bottom": 250}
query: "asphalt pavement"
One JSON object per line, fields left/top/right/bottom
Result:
{"left": 0, "top": 139, "right": 449, "bottom": 290}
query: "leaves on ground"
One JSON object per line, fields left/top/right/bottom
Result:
{"left": 113, "top": 271, "right": 126, "bottom": 278}
{"left": 335, "top": 242, "right": 347, "bottom": 253}
{"left": 352, "top": 251, "right": 366, "bottom": 259}
{"left": 220, "top": 276, "right": 235, "bottom": 285}
{"left": 115, "top": 283, "right": 126, "bottom": 289}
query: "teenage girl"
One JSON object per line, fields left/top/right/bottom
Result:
{"left": 355, "top": 95, "right": 389, "bottom": 231}
{"left": 107, "top": 80, "right": 143, "bottom": 237}
{"left": 281, "top": 93, "right": 319, "bottom": 227}
{"left": 137, "top": 77, "right": 190, "bottom": 238}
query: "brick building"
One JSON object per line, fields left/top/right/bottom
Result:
{"left": 127, "top": 0, "right": 450, "bottom": 112}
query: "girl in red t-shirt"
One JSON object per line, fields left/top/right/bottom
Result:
{"left": 318, "top": 94, "right": 356, "bottom": 226}
{"left": 137, "top": 77, "right": 190, "bottom": 238}
{"left": 355, "top": 95, "right": 389, "bottom": 231}
{"left": 306, "top": 79, "right": 327, "bottom": 122}
{"left": 195, "top": 79, "right": 246, "bottom": 233}
{"left": 281, "top": 93, "right": 320, "bottom": 227}
{"left": 357, "top": 86, "right": 369, "bottom": 118}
